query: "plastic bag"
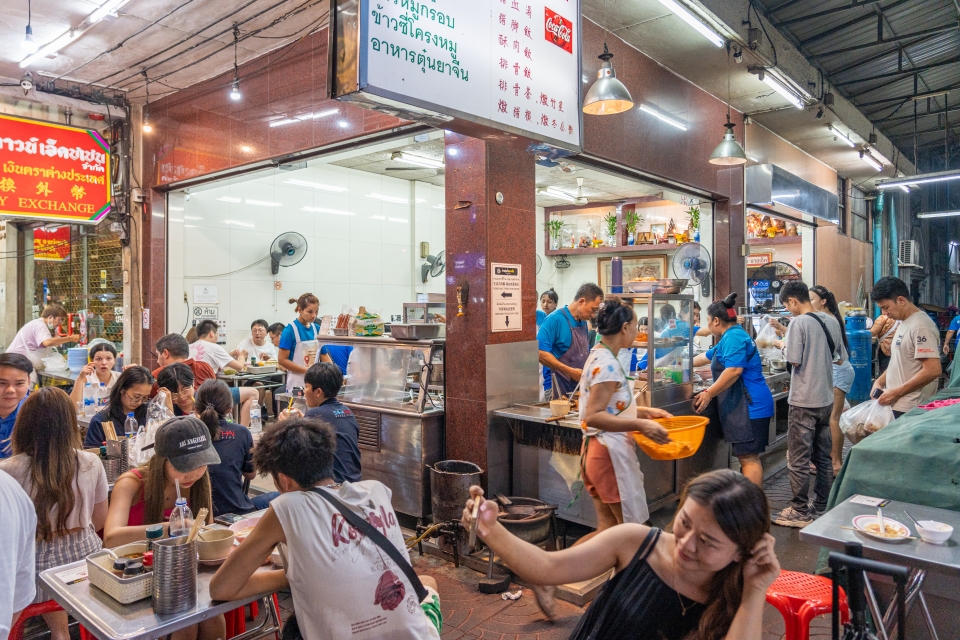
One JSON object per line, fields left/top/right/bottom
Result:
{"left": 354, "top": 308, "right": 384, "bottom": 337}
{"left": 839, "top": 399, "right": 894, "bottom": 444}
{"left": 754, "top": 316, "right": 780, "bottom": 350}
{"left": 42, "top": 353, "right": 69, "bottom": 372}
{"left": 132, "top": 391, "right": 176, "bottom": 465}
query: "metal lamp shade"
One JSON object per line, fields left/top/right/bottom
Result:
{"left": 709, "top": 123, "right": 747, "bottom": 165}
{"left": 583, "top": 61, "right": 634, "bottom": 116}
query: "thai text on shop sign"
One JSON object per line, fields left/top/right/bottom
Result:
{"left": 491, "top": 263, "right": 522, "bottom": 332}
{"left": 361, "top": 0, "right": 581, "bottom": 151}
{"left": 0, "top": 114, "right": 112, "bottom": 224}
{"left": 34, "top": 225, "right": 71, "bottom": 261}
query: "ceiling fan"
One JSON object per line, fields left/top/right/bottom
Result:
{"left": 573, "top": 178, "right": 588, "bottom": 205}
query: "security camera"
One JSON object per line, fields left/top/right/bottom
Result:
{"left": 733, "top": 48, "right": 743, "bottom": 64}
{"left": 20, "top": 72, "right": 33, "bottom": 94}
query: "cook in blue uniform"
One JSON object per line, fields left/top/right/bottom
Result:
{"left": 693, "top": 293, "right": 773, "bottom": 487}
{"left": 537, "top": 289, "right": 560, "bottom": 397}
{"left": 537, "top": 284, "right": 603, "bottom": 399}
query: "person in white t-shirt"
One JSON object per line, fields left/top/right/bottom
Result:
{"left": 870, "top": 277, "right": 941, "bottom": 417}
{"left": 231, "top": 320, "right": 278, "bottom": 363}
{"left": 209, "top": 418, "right": 443, "bottom": 639}
{"left": 0, "top": 468, "right": 36, "bottom": 640}
{"left": 7, "top": 305, "right": 79, "bottom": 374}
{"left": 189, "top": 321, "right": 258, "bottom": 427}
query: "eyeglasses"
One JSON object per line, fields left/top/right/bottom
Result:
{"left": 125, "top": 391, "right": 149, "bottom": 404}
{"left": 171, "top": 386, "right": 194, "bottom": 400}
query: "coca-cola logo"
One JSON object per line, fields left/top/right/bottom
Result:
{"left": 544, "top": 7, "right": 573, "bottom": 53}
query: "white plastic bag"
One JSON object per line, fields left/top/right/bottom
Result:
{"left": 839, "top": 399, "right": 894, "bottom": 444}
{"left": 754, "top": 316, "right": 780, "bottom": 350}
{"left": 132, "top": 392, "right": 176, "bottom": 465}
{"left": 42, "top": 353, "right": 69, "bottom": 372}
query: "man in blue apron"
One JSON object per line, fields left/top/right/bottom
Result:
{"left": 537, "top": 283, "right": 604, "bottom": 399}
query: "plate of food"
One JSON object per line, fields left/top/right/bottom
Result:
{"left": 229, "top": 517, "right": 262, "bottom": 543}
{"left": 852, "top": 515, "right": 911, "bottom": 542}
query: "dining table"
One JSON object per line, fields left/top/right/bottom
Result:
{"left": 801, "top": 495, "right": 960, "bottom": 639}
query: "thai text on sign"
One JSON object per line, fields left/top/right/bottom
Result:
{"left": 0, "top": 114, "right": 112, "bottom": 224}
{"left": 34, "top": 225, "right": 71, "bottom": 261}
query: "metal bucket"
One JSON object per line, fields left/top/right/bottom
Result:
{"left": 429, "top": 460, "right": 482, "bottom": 523}
{"left": 497, "top": 497, "right": 554, "bottom": 545}
{"left": 152, "top": 537, "right": 198, "bottom": 614}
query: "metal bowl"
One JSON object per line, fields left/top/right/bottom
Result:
{"left": 390, "top": 323, "right": 442, "bottom": 340}
{"left": 624, "top": 281, "right": 658, "bottom": 294}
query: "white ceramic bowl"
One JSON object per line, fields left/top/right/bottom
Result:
{"left": 229, "top": 517, "right": 262, "bottom": 543}
{"left": 196, "top": 529, "right": 235, "bottom": 560}
{"left": 549, "top": 400, "right": 571, "bottom": 417}
{"left": 916, "top": 520, "right": 953, "bottom": 545}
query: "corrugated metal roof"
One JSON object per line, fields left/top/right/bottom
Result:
{"left": 756, "top": 0, "right": 960, "bottom": 153}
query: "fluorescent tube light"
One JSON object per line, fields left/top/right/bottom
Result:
{"left": 877, "top": 170, "right": 960, "bottom": 190}
{"left": 859, "top": 151, "right": 882, "bottom": 172}
{"left": 898, "top": 185, "right": 910, "bottom": 193}
{"left": 301, "top": 206, "right": 353, "bottom": 216}
{"left": 917, "top": 211, "right": 960, "bottom": 219}
{"left": 282, "top": 179, "right": 348, "bottom": 192}
{"left": 20, "top": 31, "right": 76, "bottom": 68}
{"left": 391, "top": 152, "right": 444, "bottom": 169}
{"left": 762, "top": 74, "right": 803, "bottom": 109}
{"left": 541, "top": 187, "right": 576, "bottom": 203}
{"left": 827, "top": 125, "right": 855, "bottom": 148}
{"left": 90, "top": 0, "right": 132, "bottom": 23}
{"left": 638, "top": 104, "right": 687, "bottom": 131}
{"left": 655, "top": 0, "right": 724, "bottom": 47}
{"left": 216, "top": 196, "right": 241, "bottom": 203}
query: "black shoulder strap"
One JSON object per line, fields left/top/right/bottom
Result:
{"left": 636, "top": 527, "right": 661, "bottom": 562}
{"left": 307, "top": 487, "right": 428, "bottom": 602}
{"left": 805, "top": 312, "right": 837, "bottom": 359}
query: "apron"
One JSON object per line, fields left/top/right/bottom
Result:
{"left": 581, "top": 344, "right": 650, "bottom": 524}
{"left": 552, "top": 311, "right": 591, "bottom": 400}
{"left": 285, "top": 320, "right": 320, "bottom": 393}
{"left": 707, "top": 332, "right": 754, "bottom": 445}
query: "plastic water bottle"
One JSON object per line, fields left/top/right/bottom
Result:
{"left": 82, "top": 383, "right": 97, "bottom": 417}
{"left": 124, "top": 412, "right": 138, "bottom": 436}
{"left": 250, "top": 403, "right": 262, "bottom": 434}
{"left": 98, "top": 383, "right": 109, "bottom": 411}
{"left": 168, "top": 499, "right": 194, "bottom": 538}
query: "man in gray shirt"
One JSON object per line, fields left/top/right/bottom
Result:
{"left": 774, "top": 281, "right": 846, "bottom": 528}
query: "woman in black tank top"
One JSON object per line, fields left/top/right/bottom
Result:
{"left": 462, "top": 470, "right": 779, "bottom": 640}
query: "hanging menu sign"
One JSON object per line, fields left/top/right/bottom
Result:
{"left": 332, "top": 0, "right": 582, "bottom": 151}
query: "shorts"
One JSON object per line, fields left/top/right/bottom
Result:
{"left": 833, "top": 362, "right": 855, "bottom": 394}
{"left": 35, "top": 526, "right": 102, "bottom": 603}
{"left": 732, "top": 417, "right": 771, "bottom": 456}
{"left": 581, "top": 437, "right": 621, "bottom": 504}
{"left": 421, "top": 586, "right": 443, "bottom": 635}
{"left": 230, "top": 386, "right": 241, "bottom": 405}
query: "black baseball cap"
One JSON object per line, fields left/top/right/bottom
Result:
{"left": 154, "top": 416, "right": 221, "bottom": 473}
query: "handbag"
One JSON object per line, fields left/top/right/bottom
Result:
{"left": 280, "top": 486, "right": 429, "bottom": 640}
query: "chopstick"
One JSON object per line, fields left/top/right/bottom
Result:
{"left": 102, "top": 421, "right": 117, "bottom": 441}
{"left": 467, "top": 495, "right": 481, "bottom": 547}
{"left": 185, "top": 508, "right": 208, "bottom": 544}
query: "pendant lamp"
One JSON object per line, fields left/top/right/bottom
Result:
{"left": 582, "top": 43, "right": 634, "bottom": 115}
{"left": 709, "top": 43, "right": 747, "bottom": 165}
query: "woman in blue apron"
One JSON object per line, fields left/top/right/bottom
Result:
{"left": 693, "top": 293, "right": 774, "bottom": 487}
{"left": 278, "top": 293, "right": 321, "bottom": 393}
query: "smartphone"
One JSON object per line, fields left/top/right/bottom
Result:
{"left": 872, "top": 388, "right": 882, "bottom": 400}
{"left": 214, "top": 513, "right": 244, "bottom": 526}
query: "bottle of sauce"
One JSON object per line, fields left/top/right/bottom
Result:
{"left": 111, "top": 559, "right": 128, "bottom": 577}
{"left": 145, "top": 524, "right": 164, "bottom": 551}
{"left": 123, "top": 562, "right": 144, "bottom": 578}
{"left": 142, "top": 551, "right": 154, "bottom": 573}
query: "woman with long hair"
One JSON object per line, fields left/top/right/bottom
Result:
{"left": 83, "top": 366, "right": 155, "bottom": 448}
{"left": 69, "top": 343, "right": 120, "bottom": 407}
{"left": 278, "top": 293, "right": 321, "bottom": 393}
{"left": 195, "top": 380, "right": 266, "bottom": 516}
{"left": 692, "top": 294, "right": 774, "bottom": 487}
{"left": 810, "top": 285, "right": 855, "bottom": 474}
{"left": 464, "top": 469, "right": 779, "bottom": 640}
{"left": 0, "top": 388, "right": 107, "bottom": 640}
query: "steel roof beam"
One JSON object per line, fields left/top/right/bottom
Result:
{"left": 830, "top": 31, "right": 948, "bottom": 76}
{"left": 878, "top": 104, "right": 960, "bottom": 123}
{"left": 835, "top": 58, "right": 960, "bottom": 88}
{"left": 812, "top": 22, "right": 960, "bottom": 58}
{"left": 858, "top": 81, "right": 960, "bottom": 107}
{"left": 777, "top": 1, "right": 880, "bottom": 28}
{"left": 799, "top": 0, "right": 913, "bottom": 47}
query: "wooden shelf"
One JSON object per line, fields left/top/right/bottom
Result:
{"left": 747, "top": 235, "right": 801, "bottom": 246}
{"left": 545, "top": 242, "right": 681, "bottom": 257}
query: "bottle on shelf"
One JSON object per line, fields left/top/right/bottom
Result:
{"left": 123, "top": 412, "right": 138, "bottom": 436}
{"left": 168, "top": 499, "right": 194, "bottom": 538}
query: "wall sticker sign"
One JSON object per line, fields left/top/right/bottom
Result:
{"left": 491, "top": 263, "right": 522, "bottom": 332}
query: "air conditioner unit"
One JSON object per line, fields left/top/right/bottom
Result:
{"left": 898, "top": 240, "right": 920, "bottom": 267}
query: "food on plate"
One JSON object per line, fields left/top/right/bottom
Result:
{"left": 864, "top": 523, "right": 904, "bottom": 538}
{"left": 233, "top": 527, "right": 255, "bottom": 541}
{"left": 223, "top": 367, "right": 237, "bottom": 375}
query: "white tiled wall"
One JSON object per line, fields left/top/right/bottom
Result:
{"left": 166, "top": 165, "right": 445, "bottom": 349}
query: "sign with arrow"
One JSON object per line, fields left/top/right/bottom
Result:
{"left": 491, "top": 263, "right": 521, "bottom": 333}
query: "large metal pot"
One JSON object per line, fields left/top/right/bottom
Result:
{"left": 429, "top": 460, "right": 482, "bottom": 523}
{"left": 497, "top": 497, "right": 554, "bottom": 545}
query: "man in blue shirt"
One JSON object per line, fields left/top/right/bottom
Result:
{"left": 319, "top": 344, "right": 353, "bottom": 376}
{"left": 537, "top": 283, "right": 604, "bottom": 398}
{"left": 0, "top": 354, "right": 32, "bottom": 459}
{"left": 282, "top": 362, "right": 362, "bottom": 483}
{"left": 943, "top": 314, "right": 960, "bottom": 355}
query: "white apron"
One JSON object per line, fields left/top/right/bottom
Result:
{"left": 580, "top": 346, "right": 650, "bottom": 524}
{"left": 284, "top": 320, "right": 320, "bottom": 393}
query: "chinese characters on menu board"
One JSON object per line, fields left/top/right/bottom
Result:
{"left": 364, "top": 0, "right": 581, "bottom": 150}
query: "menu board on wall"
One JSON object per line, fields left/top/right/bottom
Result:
{"left": 0, "top": 114, "right": 112, "bottom": 224}
{"left": 334, "top": 0, "right": 582, "bottom": 151}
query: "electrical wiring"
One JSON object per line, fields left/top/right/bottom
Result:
{"left": 182, "top": 255, "right": 272, "bottom": 279}
{"left": 749, "top": 1, "right": 778, "bottom": 67}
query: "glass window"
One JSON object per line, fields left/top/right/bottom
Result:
{"left": 850, "top": 186, "right": 868, "bottom": 242}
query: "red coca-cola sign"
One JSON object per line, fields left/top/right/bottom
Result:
{"left": 544, "top": 7, "right": 573, "bottom": 53}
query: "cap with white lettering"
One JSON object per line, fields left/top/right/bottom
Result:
{"left": 154, "top": 416, "right": 221, "bottom": 473}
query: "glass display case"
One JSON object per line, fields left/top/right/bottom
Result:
{"left": 402, "top": 301, "right": 447, "bottom": 325}
{"left": 632, "top": 293, "right": 695, "bottom": 412}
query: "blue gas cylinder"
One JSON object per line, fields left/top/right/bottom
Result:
{"left": 845, "top": 314, "right": 873, "bottom": 402}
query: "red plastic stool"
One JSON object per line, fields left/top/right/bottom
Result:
{"left": 766, "top": 570, "right": 850, "bottom": 640}
{"left": 9, "top": 601, "right": 63, "bottom": 640}
{"left": 225, "top": 594, "right": 281, "bottom": 639}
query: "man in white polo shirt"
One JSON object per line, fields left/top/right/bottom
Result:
{"left": 870, "top": 277, "right": 941, "bottom": 418}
